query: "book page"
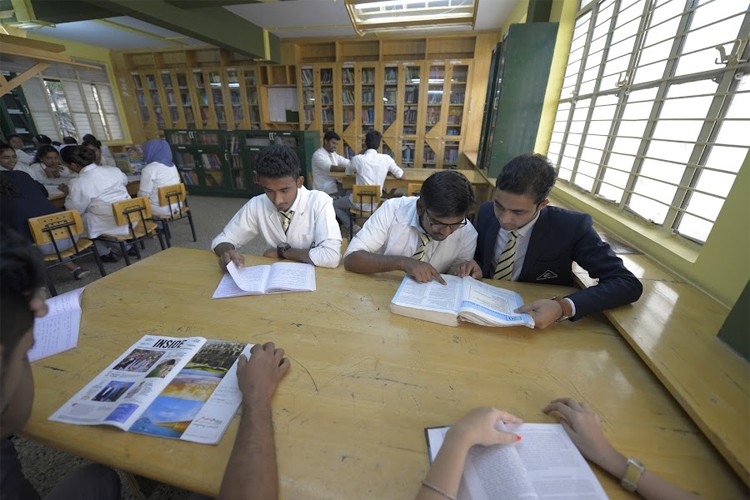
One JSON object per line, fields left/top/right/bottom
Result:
{"left": 226, "top": 261, "right": 270, "bottom": 293}
{"left": 49, "top": 336, "right": 205, "bottom": 431}
{"left": 29, "top": 287, "right": 84, "bottom": 363}
{"left": 391, "top": 274, "right": 463, "bottom": 314}
{"left": 212, "top": 273, "right": 252, "bottom": 299}
{"left": 131, "top": 340, "right": 249, "bottom": 443}
{"left": 509, "top": 423, "right": 608, "bottom": 499}
{"left": 266, "top": 262, "right": 316, "bottom": 293}
{"left": 458, "top": 278, "right": 534, "bottom": 328}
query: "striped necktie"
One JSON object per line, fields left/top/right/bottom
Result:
{"left": 493, "top": 230, "right": 518, "bottom": 281}
{"left": 279, "top": 210, "right": 294, "bottom": 234}
{"left": 412, "top": 232, "right": 431, "bottom": 262}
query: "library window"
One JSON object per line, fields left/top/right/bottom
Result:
{"left": 548, "top": 0, "right": 750, "bottom": 243}
{"left": 21, "top": 63, "right": 125, "bottom": 142}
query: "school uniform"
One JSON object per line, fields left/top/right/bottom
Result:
{"left": 64, "top": 163, "right": 131, "bottom": 238}
{"left": 138, "top": 161, "right": 181, "bottom": 217}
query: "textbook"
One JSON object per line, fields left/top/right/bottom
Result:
{"left": 212, "top": 261, "right": 316, "bottom": 299}
{"left": 390, "top": 275, "right": 534, "bottom": 328}
{"left": 50, "top": 335, "right": 251, "bottom": 445}
{"left": 425, "top": 422, "right": 607, "bottom": 499}
{"left": 29, "top": 287, "right": 84, "bottom": 362}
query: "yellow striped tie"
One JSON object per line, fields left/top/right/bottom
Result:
{"left": 279, "top": 210, "right": 294, "bottom": 234}
{"left": 493, "top": 231, "right": 518, "bottom": 280}
{"left": 412, "top": 232, "right": 431, "bottom": 262}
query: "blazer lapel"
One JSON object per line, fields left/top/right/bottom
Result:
{"left": 483, "top": 215, "right": 500, "bottom": 277}
{"left": 521, "top": 208, "right": 548, "bottom": 280}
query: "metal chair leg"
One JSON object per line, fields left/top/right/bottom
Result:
{"left": 121, "top": 242, "right": 131, "bottom": 266}
{"left": 187, "top": 212, "right": 197, "bottom": 242}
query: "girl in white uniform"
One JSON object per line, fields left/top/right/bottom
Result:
{"left": 137, "top": 139, "right": 181, "bottom": 217}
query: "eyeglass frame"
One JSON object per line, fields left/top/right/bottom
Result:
{"left": 424, "top": 208, "right": 468, "bottom": 231}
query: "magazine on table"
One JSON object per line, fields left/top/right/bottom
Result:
{"left": 50, "top": 335, "right": 251, "bottom": 445}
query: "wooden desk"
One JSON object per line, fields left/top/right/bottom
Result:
{"left": 26, "top": 249, "right": 744, "bottom": 498}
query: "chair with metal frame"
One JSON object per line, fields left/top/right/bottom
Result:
{"left": 348, "top": 184, "right": 381, "bottom": 239}
{"left": 406, "top": 182, "right": 423, "bottom": 197}
{"left": 27, "top": 210, "right": 106, "bottom": 296}
{"left": 97, "top": 197, "right": 166, "bottom": 266}
{"left": 151, "top": 183, "right": 196, "bottom": 248}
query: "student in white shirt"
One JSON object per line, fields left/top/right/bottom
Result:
{"left": 333, "top": 129, "right": 404, "bottom": 229}
{"left": 17, "top": 145, "right": 73, "bottom": 182}
{"left": 137, "top": 139, "right": 181, "bottom": 217}
{"left": 6, "top": 135, "right": 33, "bottom": 170}
{"left": 212, "top": 144, "right": 342, "bottom": 269}
{"left": 344, "top": 170, "right": 479, "bottom": 284}
{"left": 59, "top": 145, "right": 131, "bottom": 262}
{"left": 83, "top": 134, "right": 116, "bottom": 167}
{"left": 311, "top": 130, "right": 350, "bottom": 197}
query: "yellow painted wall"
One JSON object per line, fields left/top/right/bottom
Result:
{"left": 26, "top": 33, "right": 133, "bottom": 145}
{"left": 532, "top": 0, "right": 750, "bottom": 307}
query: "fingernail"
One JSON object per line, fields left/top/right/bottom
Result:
{"left": 515, "top": 435, "right": 521, "bottom": 441}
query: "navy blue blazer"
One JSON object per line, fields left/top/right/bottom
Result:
{"left": 474, "top": 202, "right": 642, "bottom": 320}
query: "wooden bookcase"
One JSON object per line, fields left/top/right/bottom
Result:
{"left": 116, "top": 33, "right": 496, "bottom": 168}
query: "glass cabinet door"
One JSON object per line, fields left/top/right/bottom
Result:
{"left": 382, "top": 65, "right": 398, "bottom": 135}
{"left": 300, "top": 67, "right": 315, "bottom": 130}
{"left": 426, "top": 64, "right": 445, "bottom": 136}
{"left": 208, "top": 70, "right": 226, "bottom": 128}
{"left": 161, "top": 71, "right": 180, "bottom": 127}
{"left": 422, "top": 141, "right": 437, "bottom": 168}
{"left": 403, "top": 64, "right": 420, "bottom": 136}
{"left": 176, "top": 72, "right": 196, "bottom": 129}
{"left": 193, "top": 71, "right": 210, "bottom": 127}
{"left": 145, "top": 74, "right": 165, "bottom": 130}
{"left": 360, "top": 66, "right": 376, "bottom": 135}
{"left": 448, "top": 64, "right": 468, "bottom": 138}
{"left": 402, "top": 139, "right": 416, "bottom": 168}
{"left": 131, "top": 73, "right": 150, "bottom": 124}
{"left": 320, "top": 67, "right": 335, "bottom": 129}
{"left": 195, "top": 131, "right": 223, "bottom": 188}
{"left": 341, "top": 65, "right": 355, "bottom": 132}
{"left": 243, "top": 69, "right": 260, "bottom": 130}
{"left": 226, "top": 69, "right": 243, "bottom": 129}
{"left": 226, "top": 133, "right": 245, "bottom": 190}
{"left": 444, "top": 140, "right": 460, "bottom": 169}
{"left": 173, "top": 148, "right": 198, "bottom": 186}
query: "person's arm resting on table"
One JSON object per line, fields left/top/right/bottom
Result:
{"left": 212, "top": 203, "right": 258, "bottom": 271}
{"left": 218, "top": 342, "right": 290, "bottom": 500}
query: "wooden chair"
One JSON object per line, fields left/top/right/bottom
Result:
{"left": 151, "top": 183, "right": 197, "bottom": 248}
{"left": 349, "top": 184, "right": 381, "bottom": 239}
{"left": 407, "top": 182, "right": 423, "bottom": 197}
{"left": 98, "top": 197, "right": 166, "bottom": 266}
{"left": 27, "top": 210, "right": 106, "bottom": 296}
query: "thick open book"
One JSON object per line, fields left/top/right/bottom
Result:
{"left": 212, "top": 261, "right": 316, "bottom": 299}
{"left": 426, "top": 423, "right": 607, "bottom": 499}
{"left": 50, "top": 335, "right": 250, "bottom": 445}
{"left": 390, "top": 275, "right": 534, "bottom": 328}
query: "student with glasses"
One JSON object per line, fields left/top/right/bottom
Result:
{"left": 344, "top": 170, "right": 479, "bottom": 284}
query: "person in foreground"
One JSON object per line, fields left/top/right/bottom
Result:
{"left": 459, "top": 153, "right": 642, "bottom": 328}
{"left": 217, "top": 342, "right": 290, "bottom": 500}
{"left": 344, "top": 170, "right": 479, "bottom": 284}
{"left": 213, "top": 144, "right": 342, "bottom": 270}
{"left": 417, "top": 400, "right": 695, "bottom": 500}
{"left": 0, "top": 225, "right": 121, "bottom": 499}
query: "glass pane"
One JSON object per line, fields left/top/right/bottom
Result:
{"left": 660, "top": 95, "right": 713, "bottom": 119}
{"left": 603, "top": 167, "right": 630, "bottom": 188}
{"left": 646, "top": 139, "right": 694, "bottom": 164}
{"left": 677, "top": 213, "right": 713, "bottom": 242}
{"left": 617, "top": 120, "right": 647, "bottom": 137}
{"left": 684, "top": 190, "right": 725, "bottom": 220}
{"left": 573, "top": 173, "right": 595, "bottom": 191}
{"left": 606, "top": 153, "right": 636, "bottom": 174}
{"left": 703, "top": 145, "right": 747, "bottom": 173}
{"left": 694, "top": 168, "right": 735, "bottom": 197}
{"left": 629, "top": 192, "right": 669, "bottom": 224}
{"left": 713, "top": 120, "right": 750, "bottom": 147}
{"left": 599, "top": 182, "right": 624, "bottom": 202}
{"left": 651, "top": 120, "right": 703, "bottom": 141}
{"left": 640, "top": 157, "right": 686, "bottom": 184}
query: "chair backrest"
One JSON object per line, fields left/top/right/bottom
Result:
{"left": 28, "top": 210, "right": 85, "bottom": 246}
{"left": 112, "top": 197, "right": 152, "bottom": 229}
{"left": 157, "top": 183, "right": 186, "bottom": 208}
{"left": 407, "top": 183, "right": 422, "bottom": 197}
{"left": 352, "top": 184, "right": 381, "bottom": 207}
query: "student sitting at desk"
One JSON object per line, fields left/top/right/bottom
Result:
{"left": 311, "top": 130, "right": 350, "bottom": 198}
{"left": 213, "top": 144, "right": 342, "bottom": 270}
{"left": 333, "top": 129, "right": 404, "bottom": 232}
{"left": 418, "top": 400, "right": 695, "bottom": 500}
{"left": 6, "top": 135, "right": 33, "bottom": 171}
{"left": 457, "top": 153, "right": 642, "bottom": 329}
{"left": 344, "top": 170, "right": 479, "bottom": 284}
{"left": 16, "top": 145, "right": 74, "bottom": 183}
{"left": 0, "top": 226, "right": 121, "bottom": 499}
{"left": 137, "top": 139, "right": 181, "bottom": 217}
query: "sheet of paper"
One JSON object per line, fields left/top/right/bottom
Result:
{"left": 29, "top": 287, "right": 85, "bottom": 363}
{"left": 266, "top": 262, "right": 316, "bottom": 292}
{"left": 391, "top": 274, "right": 463, "bottom": 313}
{"left": 212, "top": 273, "right": 252, "bottom": 299}
{"left": 226, "top": 261, "right": 268, "bottom": 293}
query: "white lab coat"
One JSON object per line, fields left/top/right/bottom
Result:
{"left": 138, "top": 161, "right": 181, "bottom": 216}
{"left": 64, "top": 163, "right": 131, "bottom": 238}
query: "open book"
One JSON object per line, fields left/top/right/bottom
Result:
{"left": 50, "top": 335, "right": 250, "bottom": 445}
{"left": 212, "top": 261, "right": 316, "bottom": 299}
{"left": 390, "top": 275, "right": 534, "bottom": 328}
{"left": 29, "top": 287, "right": 84, "bottom": 363}
{"left": 426, "top": 423, "right": 607, "bottom": 499}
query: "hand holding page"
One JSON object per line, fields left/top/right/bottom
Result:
{"left": 213, "top": 261, "right": 316, "bottom": 299}
{"left": 390, "top": 275, "right": 534, "bottom": 328}
{"left": 29, "top": 287, "right": 85, "bottom": 362}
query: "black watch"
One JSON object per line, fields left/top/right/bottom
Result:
{"left": 277, "top": 243, "right": 291, "bottom": 259}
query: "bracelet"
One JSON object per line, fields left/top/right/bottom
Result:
{"left": 621, "top": 457, "right": 645, "bottom": 492}
{"left": 421, "top": 480, "right": 457, "bottom": 500}
{"left": 551, "top": 296, "right": 573, "bottom": 322}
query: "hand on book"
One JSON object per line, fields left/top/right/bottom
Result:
{"left": 515, "top": 298, "right": 563, "bottom": 329}
{"left": 449, "top": 407, "right": 523, "bottom": 448}
{"left": 451, "top": 260, "right": 483, "bottom": 280}
{"left": 403, "top": 259, "right": 446, "bottom": 284}
{"left": 217, "top": 248, "right": 245, "bottom": 272}
{"left": 238, "top": 342, "right": 290, "bottom": 408}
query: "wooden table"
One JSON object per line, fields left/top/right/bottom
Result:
{"left": 25, "top": 249, "right": 745, "bottom": 498}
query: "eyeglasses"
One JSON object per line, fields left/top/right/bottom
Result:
{"left": 424, "top": 209, "right": 467, "bottom": 231}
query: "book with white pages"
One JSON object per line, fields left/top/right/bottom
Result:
{"left": 212, "top": 261, "right": 316, "bottom": 299}
{"left": 425, "top": 422, "right": 608, "bottom": 499}
{"left": 390, "top": 275, "right": 534, "bottom": 328}
{"left": 29, "top": 287, "right": 85, "bottom": 362}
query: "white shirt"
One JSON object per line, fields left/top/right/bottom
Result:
{"left": 17, "top": 162, "right": 75, "bottom": 183}
{"left": 311, "top": 147, "right": 350, "bottom": 194}
{"left": 345, "top": 196, "right": 477, "bottom": 273}
{"left": 211, "top": 186, "right": 342, "bottom": 268}
{"left": 346, "top": 149, "right": 403, "bottom": 209}
{"left": 138, "top": 161, "right": 181, "bottom": 216}
{"left": 14, "top": 149, "right": 33, "bottom": 169}
{"left": 65, "top": 163, "right": 131, "bottom": 238}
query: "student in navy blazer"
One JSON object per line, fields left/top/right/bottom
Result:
{"left": 457, "top": 153, "right": 642, "bottom": 329}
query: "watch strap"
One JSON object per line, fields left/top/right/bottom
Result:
{"left": 551, "top": 296, "right": 573, "bottom": 321}
{"left": 621, "top": 457, "right": 645, "bottom": 492}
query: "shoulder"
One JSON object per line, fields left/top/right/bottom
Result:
{"left": 304, "top": 187, "right": 333, "bottom": 206}
{"left": 542, "top": 206, "right": 592, "bottom": 226}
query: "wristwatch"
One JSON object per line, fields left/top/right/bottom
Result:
{"left": 277, "top": 243, "right": 291, "bottom": 259}
{"left": 621, "top": 457, "right": 645, "bottom": 492}
{"left": 551, "top": 296, "right": 573, "bottom": 322}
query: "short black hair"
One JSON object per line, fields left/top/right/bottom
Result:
{"left": 33, "top": 145, "right": 59, "bottom": 163}
{"left": 0, "top": 143, "right": 13, "bottom": 155}
{"left": 61, "top": 145, "right": 97, "bottom": 167}
{"left": 323, "top": 131, "right": 341, "bottom": 142}
{"left": 62, "top": 136, "right": 78, "bottom": 145}
{"left": 0, "top": 225, "right": 46, "bottom": 365}
{"left": 82, "top": 134, "right": 97, "bottom": 143}
{"left": 496, "top": 153, "right": 557, "bottom": 204}
{"left": 82, "top": 138, "right": 102, "bottom": 149}
{"left": 420, "top": 170, "right": 475, "bottom": 218}
{"left": 364, "top": 130, "right": 382, "bottom": 150}
{"left": 7, "top": 134, "right": 22, "bottom": 142}
{"left": 255, "top": 145, "right": 300, "bottom": 179}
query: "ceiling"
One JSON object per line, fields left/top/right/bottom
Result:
{"left": 20, "top": 0, "right": 520, "bottom": 53}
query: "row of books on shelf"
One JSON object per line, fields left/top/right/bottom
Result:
{"left": 300, "top": 69, "right": 313, "bottom": 86}
{"left": 425, "top": 108, "right": 440, "bottom": 124}
{"left": 404, "top": 109, "right": 418, "bottom": 124}
{"left": 342, "top": 89, "right": 355, "bottom": 105}
{"left": 450, "top": 91, "right": 466, "bottom": 104}
{"left": 405, "top": 87, "right": 419, "bottom": 104}
{"left": 361, "top": 109, "right": 375, "bottom": 124}
{"left": 342, "top": 68, "right": 355, "bottom": 84}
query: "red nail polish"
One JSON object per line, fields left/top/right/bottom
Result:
{"left": 516, "top": 435, "right": 522, "bottom": 441}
